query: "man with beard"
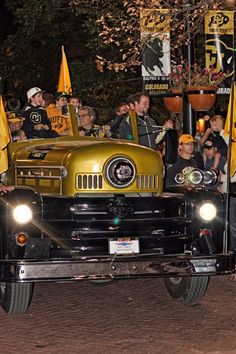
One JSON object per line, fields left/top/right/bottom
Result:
{"left": 119, "top": 92, "right": 158, "bottom": 149}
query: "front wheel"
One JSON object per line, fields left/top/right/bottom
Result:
{"left": 0, "top": 282, "right": 34, "bottom": 315}
{"left": 164, "top": 276, "right": 209, "bottom": 305}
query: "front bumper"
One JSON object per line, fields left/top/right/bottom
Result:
{"left": 1, "top": 253, "right": 235, "bottom": 282}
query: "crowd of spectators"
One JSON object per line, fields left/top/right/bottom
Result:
{"left": 2, "top": 89, "right": 230, "bottom": 185}
{"left": 2, "top": 87, "right": 236, "bottom": 253}
{"left": 3, "top": 88, "right": 232, "bottom": 193}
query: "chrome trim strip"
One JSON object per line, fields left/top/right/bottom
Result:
{"left": 16, "top": 175, "right": 61, "bottom": 180}
{"left": 16, "top": 165, "right": 64, "bottom": 169}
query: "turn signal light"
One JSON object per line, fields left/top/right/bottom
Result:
{"left": 15, "top": 233, "right": 28, "bottom": 246}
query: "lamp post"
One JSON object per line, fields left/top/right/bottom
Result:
{"left": 223, "top": 0, "right": 236, "bottom": 253}
{"left": 182, "top": 0, "right": 196, "bottom": 136}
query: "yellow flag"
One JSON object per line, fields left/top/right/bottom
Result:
{"left": 230, "top": 142, "right": 236, "bottom": 176}
{"left": 57, "top": 46, "right": 72, "bottom": 94}
{"left": 224, "top": 82, "right": 236, "bottom": 176}
{"left": 0, "top": 96, "right": 10, "bottom": 174}
{"left": 224, "top": 82, "right": 236, "bottom": 140}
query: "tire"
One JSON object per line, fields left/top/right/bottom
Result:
{"left": 0, "top": 282, "right": 34, "bottom": 315}
{"left": 164, "top": 276, "right": 209, "bottom": 305}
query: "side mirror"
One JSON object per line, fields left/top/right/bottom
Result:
{"left": 164, "top": 129, "right": 178, "bottom": 165}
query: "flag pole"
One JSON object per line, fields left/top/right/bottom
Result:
{"left": 223, "top": 8, "right": 236, "bottom": 253}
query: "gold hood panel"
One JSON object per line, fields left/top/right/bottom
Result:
{"left": 12, "top": 139, "right": 163, "bottom": 196}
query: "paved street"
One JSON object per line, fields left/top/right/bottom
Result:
{"left": 1, "top": 276, "right": 236, "bottom": 354}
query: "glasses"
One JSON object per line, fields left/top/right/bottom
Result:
{"left": 78, "top": 114, "right": 90, "bottom": 119}
{"left": 203, "top": 145, "right": 214, "bottom": 149}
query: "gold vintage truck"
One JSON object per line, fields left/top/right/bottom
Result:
{"left": 0, "top": 107, "right": 234, "bottom": 314}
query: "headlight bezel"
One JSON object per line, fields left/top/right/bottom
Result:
{"left": 105, "top": 156, "right": 136, "bottom": 188}
{"left": 203, "top": 169, "right": 218, "bottom": 186}
{"left": 188, "top": 169, "right": 204, "bottom": 185}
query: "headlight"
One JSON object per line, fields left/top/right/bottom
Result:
{"left": 189, "top": 169, "right": 204, "bottom": 185}
{"left": 106, "top": 157, "right": 136, "bottom": 188}
{"left": 12, "top": 204, "right": 33, "bottom": 224}
{"left": 175, "top": 173, "right": 185, "bottom": 184}
{"left": 203, "top": 169, "right": 218, "bottom": 186}
{"left": 198, "top": 202, "right": 217, "bottom": 221}
{"left": 174, "top": 169, "right": 217, "bottom": 186}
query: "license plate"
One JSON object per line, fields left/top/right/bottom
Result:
{"left": 109, "top": 238, "right": 140, "bottom": 255}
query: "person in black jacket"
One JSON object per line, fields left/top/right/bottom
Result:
{"left": 108, "top": 102, "right": 129, "bottom": 138}
{"left": 21, "top": 87, "right": 58, "bottom": 139}
{"left": 201, "top": 115, "right": 228, "bottom": 158}
{"left": 119, "top": 92, "right": 157, "bottom": 149}
{"left": 165, "top": 134, "right": 199, "bottom": 187}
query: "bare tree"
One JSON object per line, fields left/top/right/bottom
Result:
{"left": 71, "top": 0, "right": 234, "bottom": 72}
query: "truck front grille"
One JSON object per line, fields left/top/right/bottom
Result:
{"left": 136, "top": 175, "right": 158, "bottom": 189}
{"left": 77, "top": 175, "right": 103, "bottom": 189}
{"left": 77, "top": 174, "right": 158, "bottom": 190}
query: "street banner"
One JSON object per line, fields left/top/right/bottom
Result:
{"left": 58, "top": 46, "right": 72, "bottom": 94}
{"left": 140, "top": 9, "right": 170, "bottom": 96}
{"left": 205, "top": 10, "right": 234, "bottom": 94}
{"left": 0, "top": 96, "right": 10, "bottom": 174}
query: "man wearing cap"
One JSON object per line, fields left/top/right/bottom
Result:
{"left": 201, "top": 115, "right": 228, "bottom": 158}
{"left": 203, "top": 140, "right": 226, "bottom": 173}
{"left": 7, "top": 116, "right": 24, "bottom": 134}
{"left": 21, "top": 87, "right": 58, "bottom": 139}
{"left": 165, "top": 134, "right": 199, "bottom": 187}
{"left": 46, "top": 92, "right": 71, "bottom": 136}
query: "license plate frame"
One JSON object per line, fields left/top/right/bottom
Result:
{"left": 109, "top": 237, "right": 140, "bottom": 255}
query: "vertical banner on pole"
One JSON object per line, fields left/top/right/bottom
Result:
{"left": 140, "top": 9, "right": 170, "bottom": 96}
{"left": 205, "top": 10, "right": 234, "bottom": 95}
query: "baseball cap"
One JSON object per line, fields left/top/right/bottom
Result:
{"left": 54, "top": 92, "right": 71, "bottom": 100}
{"left": 179, "top": 134, "right": 194, "bottom": 144}
{"left": 8, "top": 116, "right": 25, "bottom": 123}
{"left": 27, "top": 87, "right": 43, "bottom": 100}
{"left": 125, "top": 94, "right": 135, "bottom": 105}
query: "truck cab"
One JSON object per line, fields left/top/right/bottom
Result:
{"left": 0, "top": 105, "right": 233, "bottom": 314}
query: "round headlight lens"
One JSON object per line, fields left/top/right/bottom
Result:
{"left": 189, "top": 169, "right": 204, "bottom": 185}
{"left": 203, "top": 169, "right": 218, "bottom": 186}
{"left": 198, "top": 202, "right": 217, "bottom": 221}
{"left": 175, "top": 173, "right": 185, "bottom": 184}
{"left": 13, "top": 204, "right": 32, "bottom": 224}
{"left": 106, "top": 157, "right": 135, "bottom": 188}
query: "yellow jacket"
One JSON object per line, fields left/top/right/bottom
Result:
{"left": 46, "top": 104, "right": 72, "bottom": 135}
